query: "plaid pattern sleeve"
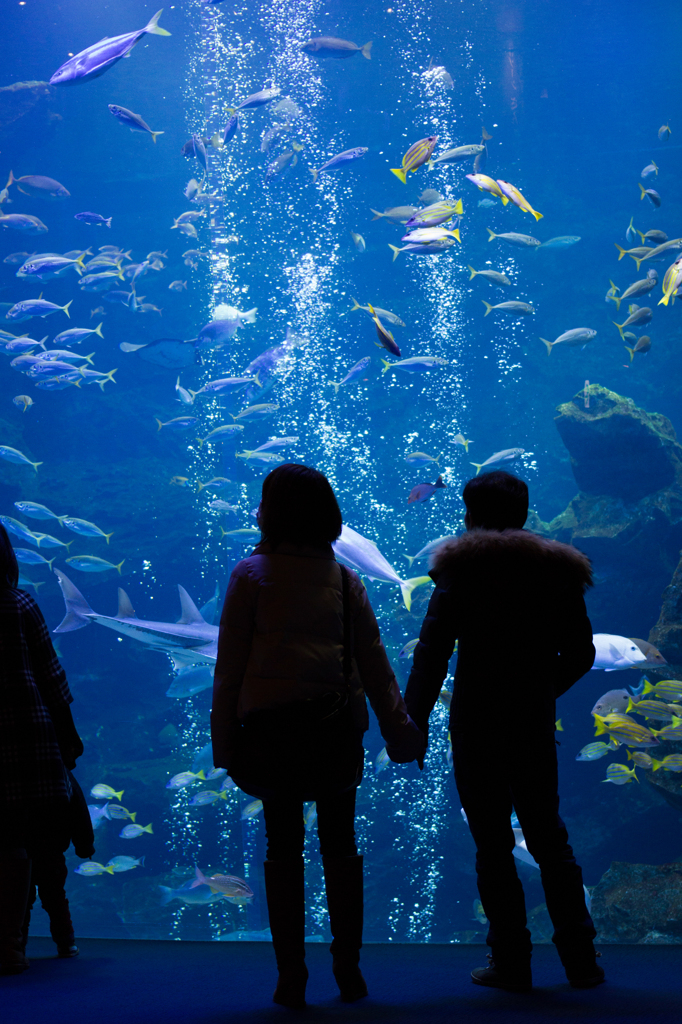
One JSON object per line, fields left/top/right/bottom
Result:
{"left": 0, "top": 588, "right": 73, "bottom": 806}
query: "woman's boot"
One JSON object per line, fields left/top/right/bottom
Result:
{"left": 0, "top": 852, "right": 31, "bottom": 975}
{"left": 323, "top": 855, "right": 368, "bottom": 1002}
{"left": 263, "top": 859, "right": 308, "bottom": 1008}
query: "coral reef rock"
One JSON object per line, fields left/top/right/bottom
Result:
{"left": 649, "top": 552, "right": 682, "bottom": 675}
{"left": 555, "top": 384, "right": 682, "bottom": 502}
{"left": 591, "top": 860, "right": 682, "bottom": 943}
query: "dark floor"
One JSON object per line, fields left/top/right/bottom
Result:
{"left": 3, "top": 939, "right": 680, "bottom": 1024}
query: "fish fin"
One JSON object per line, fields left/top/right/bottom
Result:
{"left": 540, "top": 338, "right": 553, "bottom": 355}
{"left": 658, "top": 292, "right": 671, "bottom": 307}
{"left": 84, "top": 352, "right": 96, "bottom": 365}
{"left": 380, "top": 359, "right": 391, "bottom": 374}
{"left": 145, "top": 824, "right": 153, "bottom": 833}
{"left": 426, "top": 160, "right": 435, "bottom": 171}
{"left": 361, "top": 41, "right": 372, "bottom": 59}
{"left": 555, "top": 718, "right": 563, "bottom": 731}
{"left": 370, "top": 209, "right": 384, "bottom": 220}
{"left": 500, "top": 196, "right": 509, "bottom": 205}
{"left": 470, "top": 462, "right": 484, "bottom": 475}
{"left": 633, "top": 257, "right": 643, "bottom": 272}
{"left": 6, "top": 170, "right": 15, "bottom": 188}
{"left": 486, "top": 228, "right": 496, "bottom": 241}
{"left": 349, "top": 297, "right": 362, "bottom": 312}
{"left": 159, "top": 886, "right": 174, "bottom": 905}
{"left": 651, "top": 759, "right": 661, "bottom": 771}
{"left": 614, "top": 244, "right": 626, "bottom": 259}
{"left": 454, "top": 198, "right": 463, "bottom": 214}
{"left": 103, "top": 531, "right": 114, "bottom": 545}
{"left": 94, "top": 322, "right": 104, "bottom": 338}
{"left": 452, "top": 228, "right": 461, "bottom": 242}
{"left": 632, "top": 771, "right": 640, "bottom": 783}
{"left": 612, "top": 295, "right": 622, "bottom": 310}
{"left": 612, "top": 321, "right": 625, "bottom": 339}
{"left": 53, "top": 568, "right": 94, "bottom": 633}
{"left": 145, "top": 9, "right": 171, "bottom": 36}
{"left": 155, "top": 418, "right": 164, "bottom": 431}
{"left": 106, "top": 217, "right": 112, "bottom": 228}
{"left": 117, "top": 588, "right": 136, "bottom": 618}
{"left": 625, "top": 346, "right": 635, "bottom": 361}
{"left": 402, "top": 554, "right": 415, "bottom": 569}
{"left": 482, "top": 301, "right": 492, "bottom": 316}
{"left": 390, "top": 168, "right": 407, "bottom": 184}
{"left": 243, "top": 307, "right": 257, "bottom": 324}
{"left": 388, "top": 244, "right": 401, "bottom": 261}
{"left": 625, "top": 697, "right": 636, "bottom": 712}
{"left": 642, "top": 680, "right": 655, "bottom": 695}
{"left": 330, "top": 382, "right": 340, "bottom": 395}
{"left": 636, "top": 230, "right": 645, "bottom": 244}
{"left": 151, "top": 131, "right": 164, "bottom": 144}
{"left": 638, "top": 183, "right": 646, "bottom": 198}
{"left": 177, "top": 585, "right": 207, "bottom": 625}
{"left": 62, "top": 300, "right": 72, "bottom": 318}
{"left": 115, "top": 561, "right": 125, "bottom": 574}
{"left": 531, "top": 209, "right": 543, "bottom": 221}
{"left": 593, "top": 718, "right": 607, "bottom": 736}
{"left": 32, "top": 461, "right": 43, "bottom": 472}
{"left": 399, "top": 576, "right": 432, "bottom": 612}
{"left": 467, "top": 265, "right": 477, "bottom": 280}
{"left": 309, "top": 168, "right": 318, "bottom": 183}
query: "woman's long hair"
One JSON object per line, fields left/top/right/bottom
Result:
{"left": 0, "top": 522, "right": 19, "bottom": 588}
{"left": 258, "top": 464, "right": 342, "bottom": 548}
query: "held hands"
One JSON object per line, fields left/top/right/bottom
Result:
{"left": 386, "top": 715, "right": 427, "bottom": 767}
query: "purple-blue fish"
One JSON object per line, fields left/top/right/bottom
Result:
{"left": 222, "top": 115, "right": 240, "bottom": 146}
{"left": 49, "top": 10, "right": 171, "bottom": 86}
{"left": 310, "top": 147, "right": 368, "bottom": 183}
{"left": 75, "top": 212, "right": 112, "bottom": 228}
{"left": 408, "top": 476, "right": 447, "bottom": 504}
{"left": 182, "top": 135, "right": 208, "bottom": 174}
{"left": 242, "top": 328, "right": 300, "bottom": 401}
{"left": 7, "top": 299, "right": 72, "bottom": 322}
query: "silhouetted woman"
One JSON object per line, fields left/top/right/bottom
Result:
{"left": 211, "top": 465, "right": 423, "bottom": 1007}
{"left": 0, "top": 524, "right": 83, "bottom": 974}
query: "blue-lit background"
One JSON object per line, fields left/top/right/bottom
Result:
{"left": 1, "top": 0, "right": 681, "bottom": 942}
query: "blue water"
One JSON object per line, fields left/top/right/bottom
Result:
{"left": 2, "top": 0, "right": 681, "bottom": 943}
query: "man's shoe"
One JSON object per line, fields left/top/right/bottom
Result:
{"left": 57, "top": 944, "right": 79, "bottom": 958}
{"left": 471, "top": 954, "right": 532, "bottom": 992}
{"left": 561, "top": 946, "right": 605, "bottom": 988}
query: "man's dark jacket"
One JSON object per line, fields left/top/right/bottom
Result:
{"left": 405, "top": 529, "right": 595, "bottom": 738}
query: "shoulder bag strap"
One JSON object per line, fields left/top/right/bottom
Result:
{"left": 340, "top": 564, "right": 352, "bottom": 684}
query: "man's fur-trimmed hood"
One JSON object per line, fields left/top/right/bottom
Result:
{"left": 429, "top": 529, "right": 593, "bottom": 592}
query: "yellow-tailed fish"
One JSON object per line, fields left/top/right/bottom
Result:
{"left": 464, "top": 173, "right": 509, "bottom": 203}
{"left": 659, "top": 256, "right": 682, "bottom": 306}
{"left": 496, "top": 180, "right": 543, "bottom": 221}
{"left": 390, "top": 136, "right": 439, "bottom": 184}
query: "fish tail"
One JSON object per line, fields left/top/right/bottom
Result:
{"left": 145, "top": 9, "right": 171, "bottom": 36}
{"left": 612, "top": 295, "right": 622, "bottom": 311}
{"left": 106, "top": 217, "right": 112, "bottom": 228}
{"left": 482, "top": 301, "right": 492, "bottom": 316}
{"left": 651, "top": 759, "right": 661, "bottom": 771}
{"left": 388, "top": 244, "right": 401, "bottom": 262}
{"left": 500, "top": 196, "right": 509, "bottom": 205}
{"left": 197, "top": 438, "right": 204, "bottom": 448}
{"left": 83, "top": 352, "right": 95, "bottom": 365}
{"left": 427, "top": 160, "right": 435, "bottom": 171}
{"left": 658, "top": 292, "right": 671, "bottom": 307}
{"left": 370, "top": 209, "right": 384, "bottom": 220}
{"left": 486, "top": 228, "right": 496, "bottom": 241}
{"left": 380, "top": 359, "right": 391, "bottom": 374}
{"left": 243, "top": 307, "right": 257, "bottom": 323}
{"left": 636, "top": 230, "right": 645, "bottom": 244}
{"left": 454, "top": 198, "right": 464, "bottom": 214}
{"left": 94, "top": 322, "right": 104, "bottom": 338}
{"left": 638, "top": 183, "right": 646, "bottom": 198}
{"left": 115, "top": 560, "right": 124, "bottom": 574}
{"left": 593, "top": 719, "right": 607, "bottom": 737}
{"left": 531, "top": 209, "right": 543, "bottom": 221}
{"left": 625, "top": 346, "right": 635, "bottom": 361}
{"left": 130, "top": 812, "right": 137, "bottom": 822}
{"left": 159, "top": 886, "right": 173, "bottom": 906}
{"left": 330, "top": 382, "right": 340, "bottom": 395}
{"left": 402, "top": 554, "right": 415, "bottom": 569}
{"left": 145, "top": 824, "right": 153, "bottom": 833}
{"left": 642, "top": 680, "right": 655, "bottom": 695}
{"left": 99, "top": 369, "right": 117, "bottom": 390}
{"left": 62, "top": 300, "right": 72, "bottom": 318}
{"left": 540, "top": 338, "right": 553, "bottom": 356}
{"left": 399, "top": 575, "right": 432, "bottom": 612}
{"left": 633, "top": 257, "right": 643, "bottom": 272}
{"left": 452, "top": 228, "right": 461, "bottom": 242}
{"left": 470, "top": 462, "right": 484, "bottom": 475}
{"left": 309, "top": 168, "right": 319, "bottom": 183}
{"left": 155, "top": 418, "right": 164, "bottom": 431}
{"left": 151, "top": 131, "right": 164, "bottom": 144}
{"left": 390, "top": 168, "right": 407, "bottom": 184}
{"left": 6, "top": 170, "right": 15, "bottom": 188}
{"left": 653, "top": 161, "right": 658, "bottom": 173}
{"left": 103, "top": 531, "right": 114, "bottom": 545}
{"left": 614, "top": 244, "right": 626, "bottom": 259}
{"left": 349, "top": 296, "right": 362, "bottom": 312}
{"left": 32, "top": 460, "right": 43, "bottom": 473}
{"left": 612, "top": 321, "right": 625, "bottom": 339}
{"left": 467, "top": 265, "right": 478, "bottom": 280}
{"left": 632, "top": 770, "right": 640, "bottom": 783}
{"left": 361, "top": 41, "right": 373, "bottom": 59}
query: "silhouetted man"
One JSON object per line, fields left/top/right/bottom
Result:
{"left": 405, "top": 471, "right": 602, "bottom": 991}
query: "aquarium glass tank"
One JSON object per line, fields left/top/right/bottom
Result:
{"left": 2, "top": 0, "right": 682, "bottom": 944}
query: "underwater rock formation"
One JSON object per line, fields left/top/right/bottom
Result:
{"left": 529, "top": 385, "right": 682, "bottom": 635}
{"left": 591, "top": 860, "right": 682, "bottom": 943}
{"left": 554, "top": 384, "right": 682, "bottom": 502}
{"left": 0, "top": 80, "right": 51, "bottom": 130}
{"left": 649, "top": 553, "right": 682, "bottom": 676}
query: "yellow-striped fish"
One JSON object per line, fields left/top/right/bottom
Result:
{"left": 465, "top": 173, "right": 509, "bottom": 203}
{"left": 659, "top": 256, "right": 682, "bottom": 306}
{"left": 390, "top": 136, "right": 438, "bottom": 184}
{"left": 496, "top": 180, "right": 543, "bottom": 221}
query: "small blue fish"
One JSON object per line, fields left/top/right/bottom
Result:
{"left": 310, "top": 147, "right": 368, "bottom": 183}
{"left": 7, "top": 299, "right": 72, "bottom": 322}
{"left": 159, "top": 881, "right": 224, "bottom": 906}
{"left": 108, "top": 105, "right": 164, "bottom": 144}
{"left": 50, "top": 10, "right": 171, "bottom": 85}
{"left": 0, "top": 515, "right": 38, "bottom": 545}
{"left": 75, "top": 212, "right": 112, "bottom": 228}
{"left": 330, "top": 356, "right": 371, "bottom": 395}
{"left": 0, "top": 214, "right": 48, "bottom": 235}
{"left": 408, "top": 476, "right": 447, "bottom": 504}
{"left": 222, "top": 114, "right": 240, "bottom": 145}
{"left": 119, "top": 822, "right": 153, "bottom": 839}
{"left": 13, "top": 549, "right": 54, "bottom": 569}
